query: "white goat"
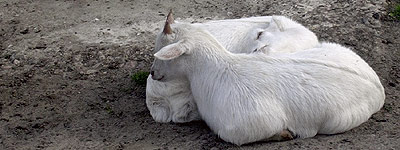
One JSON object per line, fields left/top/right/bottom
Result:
{"left": 193, "top": 16, "right": 318, "bottom": 54}
{"left": 146, "top": 14, "right": 318, "bottom": 123}
{"left": 150, "top": 21, "right": 385, "bottom": 145}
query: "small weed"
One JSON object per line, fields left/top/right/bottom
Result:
{"left": 383, "top": 104, "right": 393, "bottom": 113}
{"left": 131, "top": 71, "right": 150, "bottom": 86}
{"left": 389, "top": 4, "right": 400, "bottom": 20}
{"left": 105, "top": 105, "right": 114, "bottom": 114}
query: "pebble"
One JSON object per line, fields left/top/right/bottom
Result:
{"left": 20, "top": 28, "right": 29, "bottom": 34}
{"left": 86, "top": 69, "right": 98, "bottom": 74}
{"left": 1, "top": 65, "right": 12, "bottom": 69}
{"left": 13, "top": 59, "right": 20, "bottom": 65}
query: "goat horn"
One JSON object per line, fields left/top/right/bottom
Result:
{"left": 163, "top": 9, "right": 174, "bottom": 34}
{"left": 167, "top": 9, "right": 174, "bottom": 24}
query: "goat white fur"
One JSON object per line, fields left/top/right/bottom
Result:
{"left": 253, "top": 17, "right": 319, "bottom": 55}
{"left": 146, "top": 15, "right": 319, "bottom": 123}
{"left": 150, "top": 23, "right": 385, "bottom": 145}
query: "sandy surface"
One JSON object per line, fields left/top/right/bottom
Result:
{"left": 0, "top": 0, "right": 399, "bottom": 149}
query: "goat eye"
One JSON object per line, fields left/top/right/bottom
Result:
{"left": 256, "top": 32, "right": 263, "bottom": 40}
{"left": 253, "top": 48, "right": 258, "bottom": 52}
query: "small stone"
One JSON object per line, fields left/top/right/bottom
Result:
{"left": 341, "top": 138, "right": 351, "bottom": 143}
{"left": 361, "top": 18, "right": 369, "bottom": 24}
{"left": 32, "top": 123, "right": 42, "bottom": 129}
{"left": 13, "top": 59, "right": 20, "bottom": 65}
{"left": 33, "top": 28, "right": 41, "bottom": 33}
{"left": 20, "top": 28, "right": 29, "bottom": 34}
{"left": 85, "top": 69, "right": 98, "bottom": 74}
{"left": 1, "top": 65, "right": 12, "bottom": 69}
{"left": 35, "top": 41, "right": 47, "bottom": 49}
{"left": 135, "top": 135, "right": 144, "bottom": 141}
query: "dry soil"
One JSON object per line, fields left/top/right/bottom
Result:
{"left": 0, "top": 0, "right": 399, "bottom": 149}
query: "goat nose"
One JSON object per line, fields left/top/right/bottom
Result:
{"left": 150, "top": 71, "right": 154, "bottom": 76}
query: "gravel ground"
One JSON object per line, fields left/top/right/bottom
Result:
{"left": 0, "top": 0, "right": 399, "bottom": 149}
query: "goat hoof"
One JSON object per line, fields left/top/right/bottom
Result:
{"left": 266, "top": 129, "right": 295, "bottom": 142}
{"left": 279, "top": 130, "right": 294, "bottom": 141}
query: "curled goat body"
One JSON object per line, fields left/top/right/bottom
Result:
{"left": 150, "top": 21, "right": 385, "bottom": 145}
{"left": 146, "top": 14, "right": 318, "bottom": 123}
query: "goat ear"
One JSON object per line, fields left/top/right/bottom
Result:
{"left": 163, "top": 10, "right": 174, "bottom": 34}
{"left": 154, "top": 40, "right": 187, "bottom": 60}
{"left": 269, "top": 17, "right": 284, "bottom": 32}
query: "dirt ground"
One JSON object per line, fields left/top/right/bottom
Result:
{"left": 0, "top": 0, "right": 399, "bottom": 149}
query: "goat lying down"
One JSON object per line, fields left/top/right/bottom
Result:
{"left": 150, "top": 18, "right": 385, "bottom": 145}
{"left": 146, "top": 14, "right": 318, "bottom": 123}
